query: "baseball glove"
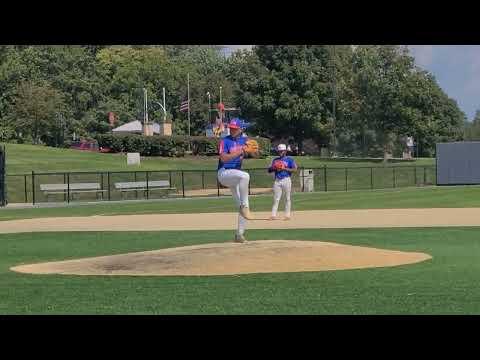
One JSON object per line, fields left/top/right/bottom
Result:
{"left": 272, "top": 160, "right": 287, "bottom": 170}
{"left": 243, "top": 139, "right": 259, "bottom": 156}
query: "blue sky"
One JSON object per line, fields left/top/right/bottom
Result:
{"left": 409, "top": 45, "right": 480, "bottom": 121}
{"left": 224, "top": 45, "right": 480, "bottom": 121}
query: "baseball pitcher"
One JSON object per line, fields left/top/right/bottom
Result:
{"left": 268, "top": 144, "right": 297, "bottom": 220}
{"left": 217, "top": 118, "right": 259, "bottom": 243}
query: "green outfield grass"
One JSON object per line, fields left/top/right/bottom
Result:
{"left": 2, "top": 143, "right": 436, "bottom": 204}
{"left": 4, "top": 165, "right": 438, "bottom": 204}
{"left": 3, "top": 143, "right": 435, "bottom": 174}
{"left": 1, "top": 185, "right": 480, "bottom": 221}
{"left": 1, "top": 227, "right": 480, "bottom": 314}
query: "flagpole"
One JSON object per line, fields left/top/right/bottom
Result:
{"left": 187, "top": 73, "right": 191, "bottom": 138}
{"left": 163, "top": 87, "right": 166, "bottom": 123}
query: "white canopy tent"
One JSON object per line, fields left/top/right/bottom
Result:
{"left": 112, "top": 120, "right": 161, "bottom": 135}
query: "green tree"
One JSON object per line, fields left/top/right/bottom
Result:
{"left": 7, "top": 81, "right": 67, "bottom": 145}
{"left": 96, "top": 45, "right": 232, "bottom": 136}
{"left": 400, "top": 68, "right": 465, "bottom": 156}
{"left": 0, "top": 46, "right": 106, "bottom": 142}
{"left": 352, "top": 45, "right": 419, "bottom": 161}
{"left": 463, "top": 110, "right": 480, "bottom": 140}
{"left": 229, "top": 45, "right": 333, "bottom": 152}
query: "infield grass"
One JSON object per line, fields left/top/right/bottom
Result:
{"left": 1, "top": 227, "right": 479, "bottom": 314}
{"left": 2, "top": 185, "right": 480, "bottom": 221}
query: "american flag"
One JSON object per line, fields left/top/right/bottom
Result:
{"left": 179, "top": 100, "right": 189, "bottom": 112}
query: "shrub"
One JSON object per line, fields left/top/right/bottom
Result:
{"left": 95, "top": 133, "right": 271, "bottom": 158}
{"left": 191, "top": 136, "right": 220, "bottom": 156}
{"left": 0, "top": 126, "right": 16, "bottom": 142}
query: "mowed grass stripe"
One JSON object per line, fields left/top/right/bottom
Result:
{"left": 2, "top": 185, "right": 480, "bottom": 221}
{"left": 1, "top": 227, "right": 480, "bottom": 314}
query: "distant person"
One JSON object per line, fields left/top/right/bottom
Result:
{"left": 406, "top": 136, "right": 414, "bottom": 159}
{"left": 267, "top": 144, "right": 298, "bottom": 221}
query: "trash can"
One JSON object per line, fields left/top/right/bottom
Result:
{"left": 299, "top": 169, "right": 314, "bottom": 192}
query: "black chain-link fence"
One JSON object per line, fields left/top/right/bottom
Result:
{"left": 0, "top": 146, "right": 5, "bottom": 207}
{"left": 4, "top": 165, "right": 437, "bottom": 205}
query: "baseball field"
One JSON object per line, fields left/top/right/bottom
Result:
{"left": 2, "top": 185, "right": 480, "bottom": 314}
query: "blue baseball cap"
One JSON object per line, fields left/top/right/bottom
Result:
{"left": 228, "top": 118, "right": 242, "bottom": 129}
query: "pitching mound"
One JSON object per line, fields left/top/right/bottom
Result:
{"left": 11, "top": 240, "right": 431, "bottom": 276}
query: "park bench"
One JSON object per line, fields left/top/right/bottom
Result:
{"left": 40, "top": 183, "right": 106, "bottom": 202}
{"left": 114, "top": 180, "right": 177, "bottom": 199}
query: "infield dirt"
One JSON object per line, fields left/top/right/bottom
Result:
{"left": 2, "top": 208, "right": 480, "bottom": 233}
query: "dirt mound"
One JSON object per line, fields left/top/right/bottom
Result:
{"left": 11, "top": 240, "right": 432, "bottom": 276}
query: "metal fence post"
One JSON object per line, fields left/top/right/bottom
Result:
{"left": 32, "top": 171, "right": 36, "bottom": 205}
{"left": 370, "top": 167, "right": 374, "bottom": 190}
{"left": 324, "top": 165, "right": 327, "bottom": 192}
{"left": 146, "top": 171, "right": 149, "bottom": 200}
{"left": 217, "top": 178, "right": 220, "bottom": 197}
{"left": 414, "top": 166, "right": 417, "bottom": 186}
{"left": 248, "top": 170, "right": 251, "bottom": 195}
{"left": 24, "top": 174, "right": 28, "bottom": 203}
{"left": 134, "top": 171, "right": 138, "bottom": 199}
{"left": 181, "top": 171, "right": 185, "bottom": 198}
{"left": 302, "top": 167, "right": 305, "bottom": 192}
{"left": 169, "top": 171, "right": 172, "bottom": 187}
{"left": 99, "top": 172, "right": 104, "bottom": 201}
{"left": 424, "top": 167, "right": 427, "bottom": 185}
{"left": 67, "top": 172, "right": 70, "bottom": 203}
{"left": 345, "top": 168, "right": 348, "bottom": 191}
{"left": 0, "top": 147, "right": 4, "bottom": 207}
{"left": 107, "top": 172, "right": 111, "bottom": 201}
{"left": 393, "top": 167, "right": 396, "bottom": 188}
{"left": 63, "top": 173, "right": 67, "bottom": 202}
{"left": 202, "top": 171, "right": 205, "bottom": 189}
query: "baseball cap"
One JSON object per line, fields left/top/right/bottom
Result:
{"left": 277, "top": 144, "right": 287, "bottom": 151}
{"left": 228, "top": 118, "right": 242, "bottom": 129}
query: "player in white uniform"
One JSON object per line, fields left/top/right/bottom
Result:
{"left": 217, "top": 118, "right": 255, "bottom": 243}
{"left": 268, "top": 144, "right": 297, "bottom": 220}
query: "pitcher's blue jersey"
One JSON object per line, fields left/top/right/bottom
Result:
{"left": 217, "top": 135, "right": 247, "bottom": 170}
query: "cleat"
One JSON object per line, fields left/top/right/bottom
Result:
{"left": 239, "top": 205, "right": 255, "bottom": 220}
{"left": 234, "top": 234, "right": 247, "bottom": 243}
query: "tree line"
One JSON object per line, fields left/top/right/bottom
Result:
{"left": 0, "top": 45, "right": 469, "bottom": 158}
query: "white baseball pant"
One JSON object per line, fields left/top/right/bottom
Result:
{"left": 272, "top": 177, "right": 292, "bottom": 218}
{"left": 217, "top": 168, "right": 250, "bottom": 236}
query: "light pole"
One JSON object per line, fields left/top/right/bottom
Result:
{"left": 330, "top": 45, "right": 337, "bottom": 157}
{"left": 152, "top": 87, "right": 167, "bottom": 123}
{"left": 207, "top": 91, "right": 211, "bottom": 123}
{"left": 143, "top": 88, "right": 148, "bottom": 125}
{"left": 219, "top": 86, "right": 223, "bottom": 121}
